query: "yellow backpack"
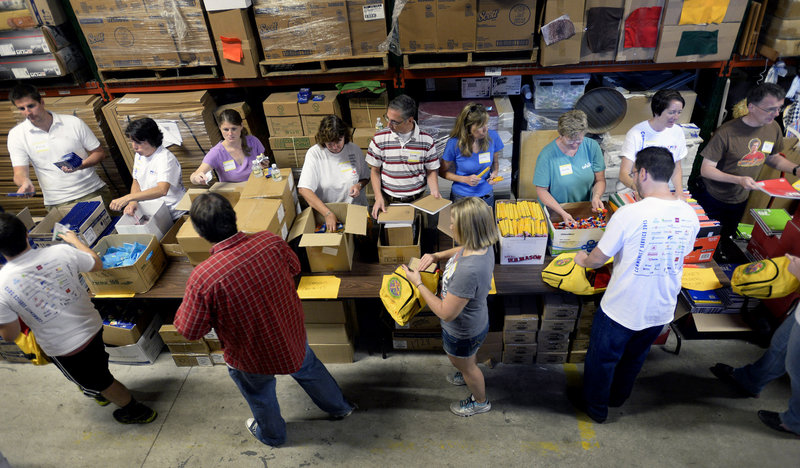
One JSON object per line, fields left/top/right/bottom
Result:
{"left": 380, "top": 266, "right": 441, "bottom": 326}
{"left": 541, "top": 252, "right": 613, "bottom": 296}
{"left": 14, "top": 330, "right": 51, "bottom": 365}
{"left": 731, "top": 257, "right": 800, "bottom": 299}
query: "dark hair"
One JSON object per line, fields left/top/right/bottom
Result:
{"left": 218, "top": 109, "right": 252, "bottom": 156}
{"left": 190, "top": 193, "right": 237, "bottom": 243}
{"left": 125, "top": 118, "right": 163, "bottom": 148}
{"left": 315, "top": 115, "right": 351, "bottom": 147}
{"left": 651, "top": 89, "right": 685, "bottom": 116}
{"left": 747, "top": 83, "right": 786, "bottom": 106}
{"left": 0, "top": 213, "right": 30, "bottom": 258}
{"left": 9, "top": 84, "right": 42, "bottom": 104}
{"left": 634, "top": 147, "right": 674, "bottom": 183}
{"left": 388, "top": 94, "right": 417, "bottom": 120}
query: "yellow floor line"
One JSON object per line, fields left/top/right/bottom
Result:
{"left": 563, "top": 363, "right": 600, "bottom": 451}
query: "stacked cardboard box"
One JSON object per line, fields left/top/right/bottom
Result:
{"left": 159, "top": 324, "right": 214, "bottom": 367}
{"left": 569, "top": 297, "right": 596, "bottom": 363}
{"left": 502, "top": 296, "right": 538, "bottom": 364}
{"left": 0, "top": 23, "right": 85, "bottom": 80}
{"left": 763, "top": 0, "right": 800, "bottom": 56}
{"left": 105, "top": 314, "right": 164, "bottom": 365}
{"left": 537, "top": 293, "right": 579, "bottom": 364}
{"left": 349, "top": 93, "right": 387, "bottom": 152}
{"left": 101, "top": 91, "right": 220, "bottom": 190}
{"left": 377, "top": 205, "right": 421, "bottom": 264}
{"left": 207, "top": 7, "right": 261, "bottom": 79}
{"left": 69, "top": 0, "right": 216, "bottom": 71}
{"left": 348, "top": 0, "right": 388, "bottom": 55}
{"left": 305, "top": 300, "right": 356, "bottom": 363}
{"left": 398, "top": 0, "right": 478, "bottom": 52}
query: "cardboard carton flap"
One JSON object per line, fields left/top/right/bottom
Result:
{"left": 437, "top": 204, "right": 453, "bottom": 238}
{"left": 378, "top": 205, "right": 415, "bottom": 223}
{"left": 299, "top": 233, "right": 343, "bottom": 248}
{"left": 345, "top": 204, "right": 368, "bottom": 235}
{"left": 287, "top": 207, "right": 314, "bottom": 242}
{"left": 408, "top": 257, "right": 436, "bottom": 273}
{"left": 412, "top": 195, "right": 451, "bottom": 215}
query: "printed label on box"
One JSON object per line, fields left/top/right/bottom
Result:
{"left": 322, "top": 246, "right": 338, "bottom": 256}
{"left": 363, "top": 4, "right": 385, "bottom": 21}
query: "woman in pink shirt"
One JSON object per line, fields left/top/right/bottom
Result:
{"left": 189, "top": 109, "right": 265, "bottom": 184}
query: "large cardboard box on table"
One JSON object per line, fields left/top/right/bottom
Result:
{"left": 539, "top": 0, "right": 585, "bottom": 66}
{"left": 350, "top": 93, "right": 388, "bottom": 128}
{"left": 115, "top": 200, "right": 173, "bottom": 241}
{"left": 546, "top": 202, "right": 608, "bottom": 255}
{"left": 240, "top": 168, "right": 297, "bottom": 228}
{"left": 82, "top": 234, "right": 167, "bottom": 295}
{"left": 495, "top": 199, "right": 548, "bottom": 265}
{"left": 28, "top": 197, "right": 111, "bottom": 248}
{"left": 175, "top": 218, "right": 213, "bottom": 265}
{"left": 347, "top": 0, "right": 387, "bottom": 55}
{"left": 378, "top": 213, "right": 422, "bottom": 264}
{"left": 287, "top": 203, "right": 368, "bottom": 272}
{"left": 207, "top": 7, "right": 261, "bottom": 79}
{"left": 105, "top": 314, "right": 163, "bottom": 365}
{"left": 476, "top": 0, "right": 538, "bottom": 51}
{"left": 234, "top": 198, "right": 289, "bottom": 240}
{"left": 160, "top": 215, "right": 188, "bottom": 257}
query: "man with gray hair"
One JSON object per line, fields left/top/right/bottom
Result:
{"left": 366, "top": 94, "right": 441, "bottom": 219}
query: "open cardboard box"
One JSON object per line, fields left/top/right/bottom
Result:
{"left": 378, "top": 205, "right": 415, "bottom": 246}
{"left": 175, "top": 181, "right": 247, "bottom": 212}
{"left": 287, "top": 203, "right": 368, "bottom": 272}
{"left": 28, "top": 196, "right": 111, "bottom": 248}
{"left": 496, "top": 199, "right": 548, "bottom": 265}
{"left": 545, "top": 201, "right": 608, "bottom": 255}
{"left": 82, "top": 234, "right": 166, "bottom": 295}
{"left": 115, "top": 200, "right": 173, "bottom": 241}
{"left": 378, "top": 213, "right": 422, "bottom": 264}
{"left": 240, "top": 168, "right": 297, "bottom": 227}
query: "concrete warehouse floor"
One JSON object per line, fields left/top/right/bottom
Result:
{"left": 1, "top": 337, "right": 798, "bottom": 468}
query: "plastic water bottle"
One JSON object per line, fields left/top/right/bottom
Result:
{"left": 271, "top": 163, "right": 282, "bottom": 181}
{"left": 251, "top": 160, "right": 263, "bottom": 178}
{"left": 375, "top": 117, "right": 384, "bottom": 131}
{"left": 521, "top": 84, "right": 532, "bottom": 101}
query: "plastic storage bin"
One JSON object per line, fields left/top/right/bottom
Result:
{"left": 533, "top": 74, "right": 590, "bottom": 110}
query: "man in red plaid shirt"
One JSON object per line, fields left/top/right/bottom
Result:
{"left": 174, "top": 193, "right": 354, "bottom": 447}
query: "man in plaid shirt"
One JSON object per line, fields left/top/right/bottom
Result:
{"left": 174, "top": 193, "right": 354, "bottom": 447}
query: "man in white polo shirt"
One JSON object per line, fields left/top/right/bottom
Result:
{"left": 8, "top": 84, "right": 111, "bottom": 210}
{"left": 366, "top": 94, "right": 441, "bottom": 219}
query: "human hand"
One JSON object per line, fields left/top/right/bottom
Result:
{"left": 787, "top": 254, "right": 800, "bottom": 281}
{"left": 431, "top": 190, "right": 441, "bottom": 199}
{"left": 349, "top": 184, "right": 361, "bottom": 198}
{"left": 371, "top": 197, "right": 386, "bottom": 219}
{"left": 190, "top": 171, "right": 207, "bottom": 185}
{"left": 325, "top": 211, "right": 339, "bottom": 232}
{"left": 488, "top": 171, "right": 499, "bottom": 185}
{"left": 573, "top": 251, "right": 589, "bottom": 268}
{"left": 463, "top": 174, "right": 481, "bottom": 187}
{"left": 109, "top": 196, "right": 129, "bottom": 212}
{"left": 591, "top": 197, "right": 604, "bottom": 212}
{"left": 562, "top": 213, "right": 577, "bottom": 226}
{"left": 57, "top": 230, "right": 82, "bottom": 247}
{"left": 123, "top": 201, "right": 138, "bottom": 217}
{"left": 738, "top": 176, "right": 760, "bottom": 191}
{"left": 17, "top": 180, "right": 35, "bottom": 197}
{"left": 417, "top": 253, "right": 438, "bottom": 272}
{"left": 401, "top": 264, "right": 422, "bottom": 288}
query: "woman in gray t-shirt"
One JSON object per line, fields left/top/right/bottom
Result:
{"left": 404, "top": 197, "right": 499, "bottom": 417}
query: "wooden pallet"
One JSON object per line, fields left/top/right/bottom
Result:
{"left": 259, "top": 53, "right": 388, "bottom": 77}
{"left": 402, "top": 48, "right": 538, "bottom": 69}
{"left": 97, "top": 65, "right": 219, "bottom": 83}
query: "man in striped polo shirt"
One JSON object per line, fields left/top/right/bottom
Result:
{"left": 367, "top": 95, "right": 441, "bottom": 219}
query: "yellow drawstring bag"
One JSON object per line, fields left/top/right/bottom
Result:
{"left": 541, "top": 252, "right": 613, "bottom": 295}
{"left": 14, "top": 330, "right": 51, "bottom": 365}
{"left": 380, "top": 266, "right": 440, "bottom": 326}
{"left": 731, "top": 257, "right": 800, "bottom": 299}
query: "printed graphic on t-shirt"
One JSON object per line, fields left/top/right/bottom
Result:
{"left": 739, "top": 138, "right": 767, "bottom": 167}
{"left": 632, "top": 217, "right": 695, "bottom": 277}
{"left": 5, "top": 262, "right": 80, "bottom": 324}
{"left": 441, "top": 255, "right": 460, "bottom": 299}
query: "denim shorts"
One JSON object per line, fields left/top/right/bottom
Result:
{"left": 442, "top": 323, "right": 490, "bottom": 358}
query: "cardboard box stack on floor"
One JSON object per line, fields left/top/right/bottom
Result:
{"left": 102, "top": 91, "right": 220, "bottom": 190}
{"left": 569, "top": 297, "right": 596, "bottom": 363}
{"left": 68, "top": 0, "right": 216, "bottom": 71}
{"left": 763, "top": 0, "right": 800, "bottom": 57}
{"left": 502, "top": 296, "right": 538, "bottom": 364}
{"left": 305, "top": 300, "right": 357, "bottom": 364}
{"left": 537, "top": 293, "right": 578, "bottom": 364}
{"left": 349, "top": 93, "right": 387, "bottom": 149}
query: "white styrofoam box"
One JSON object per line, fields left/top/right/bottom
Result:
{"left": 203, "top": 0, "right": 251, "bottom": 11}
{"left": 105, "top": 314, "right": 163, "bottom": 365}
{"left": 115, "top": 200, "right": 174, "bottom": 241}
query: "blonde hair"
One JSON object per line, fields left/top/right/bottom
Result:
{"left": 557, "top": 110, "right": 588, "bottom": 139}
{"left": 451, "top": 197, "right": 499, "bottom": 250}
{"left": 449, "top": 103, "right": 490, "bottom": 156}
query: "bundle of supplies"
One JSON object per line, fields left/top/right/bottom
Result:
{"left": 496, "top": 200, "right": 547, "bottom": 237}
{"left": 100, "top": 242, "right": 147, "bottom": 269}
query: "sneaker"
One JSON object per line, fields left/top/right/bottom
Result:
{"left": 112, "top": 402, "right": 157, "bottom": 424}
{"left": 94, "top": 395, "right": 111, "bottom": 407}
{"left": 710, "top": 363, "right": 758, "bottom": 398}
{"left": 330, "top": 402, "right": 357, "bottom": 421}
{"left": 245, "top": 418, "right": 259, "bottom": 440}
{"left": 446, "top": 371, "right": 466, "bottom": 386}
{"left": 450, "top": 394, "right": 491, "bottom": 417}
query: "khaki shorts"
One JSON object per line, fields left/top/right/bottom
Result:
{"left": 45, "top": 185, "right": 113, "bottom": 212}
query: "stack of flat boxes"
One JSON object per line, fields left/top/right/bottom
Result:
{"left": 537, "top": 293, "right": 579, "bottom": 364}
{"left": 502, "top": 296, "right": 539, "bottom": 364}
{"left": 392, "top": 310, "right": 443, "bottom": 351}
{"left": 305, "top": 300, "right": 356, "bottom": 363}
{"left": 569, "top": 297, "right": 595, "bottom": 363}
{"left": 263, "top": 90, "right": 342, "bottom": 180}
{"left": 349, "top": 93, "right": 387, "bottom": 204}
{"left": 159, "top": 324, "right": 214, "bottom": 367}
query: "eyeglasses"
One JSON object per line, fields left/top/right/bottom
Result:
{"left": 752, "top": 103, "right": 782, "bottom": 115}
{"left": 384, "top": 114, "right": 409, "bottom": 127}
{"left": 564, "top": 137, "right": 583, "bottom": 145}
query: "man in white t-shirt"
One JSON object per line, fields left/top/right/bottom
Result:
{"left": 0, "top": 213, "right": 157, "bottom": 424}
{"left": 8, "top": 84, "right": 111, "bottom": 210}
{"left": 571, "top": 146, "right": 700, "bottom": 423}
{"left": 618, "top": 89, "right": 688, "bottom": 198}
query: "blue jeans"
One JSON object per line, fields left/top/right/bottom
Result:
{"left": 442, "top": 323, "right": 489, "bottom": 358}
{"left": 733, "top": 310, "right": 800, "bottom": 433}
{"left": 450, "top": 191, "right": 494, "bottom": 208}
{"left": 582, "top": 308, "right": 663, "bottom": 421}
{"left": 227, "top": 343, "right": 353, "bottom": 446}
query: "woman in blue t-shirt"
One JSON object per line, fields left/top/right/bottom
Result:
{"left": 533, "top": 110, "right": 606, "bottom": 225}
{"left": 440, "top": 103, "right": 504, "bottom": 207}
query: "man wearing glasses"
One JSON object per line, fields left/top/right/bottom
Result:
{"left": 694, "top": 83, "right": 800, "bottom": 239}
{"left": 366, "top": 94, "right": 441, "bottom": 219}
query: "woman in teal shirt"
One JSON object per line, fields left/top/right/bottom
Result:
{"left": 533, "top": 110, "right": 606, "bottom": 225}
{"left": 440, "top": 103, "right": 503, "bottom": 207}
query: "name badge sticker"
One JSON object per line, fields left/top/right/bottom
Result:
{"left": 33, "top": 141, "right": 48, "bottom": 152}
{"left": 762, "top": 141, "right": 774, "bottom": 153}
{"left": 407, "top": 150, "right": 422, "bottom": 163}
{"left": 478, "top": 152, "right": 491, "bottom": 164}
{"left": 222, "top": 159, "right": 236, "bottom": 171}
{"left": 559, "top": 164, "right": 573, "bottom": 176}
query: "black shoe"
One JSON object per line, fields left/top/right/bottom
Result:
{"left": 566, "top": 387, "right": 606, "bottom": 424}
{"left": 94, "top": 395, "right": 111, "bottom": 407}
{"left": 113, "top": 402, "right": 158, "bottom": 424}
{"left": 710, "top": 363, "right": 758, "bottom": 398}
{"left": 330, "top": 402, "right": 357, "bottom": 421}
{"left": 758, "top": 410, "right": 800, "bottom": 436}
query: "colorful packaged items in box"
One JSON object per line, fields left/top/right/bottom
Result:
{"left": 496, "top": 201, "right": 547, "bottom": 237}
{"left": 315, "top": 223, "right": 344, "bottom": 233}
{"left": 59, "top": 201, "right": 102, "bottom": 232}
{"left": 554, "top": 211, "right": 608, "bottom": 230}
{"left": 101, "top": 242, "right": 147, "bottom": 269}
